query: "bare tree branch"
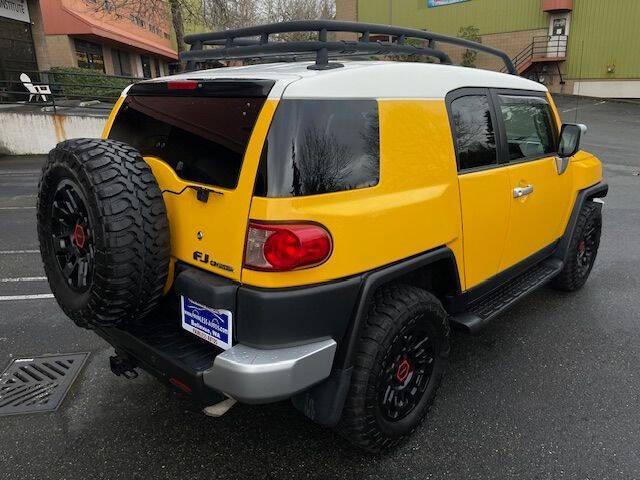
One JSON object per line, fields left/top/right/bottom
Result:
{"left": 88, "top": 0, "right": 336, "bottom": 68}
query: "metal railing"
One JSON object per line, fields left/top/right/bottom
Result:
{"left": 0, "top": 69, "right": 140, "bottom": 114}
{"left": 503, "top": 35, "right": 568, "bottom": 74}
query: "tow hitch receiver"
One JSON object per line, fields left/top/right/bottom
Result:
{"left": 109, "top": 354, "right": 139, "bottom": 379}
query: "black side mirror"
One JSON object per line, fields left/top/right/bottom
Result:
{"left": 558, "top": 123, "right": 587, "bottom": 158}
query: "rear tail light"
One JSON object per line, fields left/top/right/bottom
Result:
{"left": 244, "top": 222, "right": 332, "bottom": 271}
{"left": 167, "top": 80, "right": 199, "bottom": 90}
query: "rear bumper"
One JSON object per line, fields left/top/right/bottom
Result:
{"left": 96, "top": 263, "right": 356, "bottom": 405}
{"left": 205, "top": 339, "right": 336, "bottom": 403}
{"left": 97, "top": 321, "right": 337, "bottom": 404}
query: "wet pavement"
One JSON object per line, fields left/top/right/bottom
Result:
{"left": 0, "top": 96, "right": 639, "bottom": 479}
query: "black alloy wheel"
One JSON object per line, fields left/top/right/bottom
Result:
{"left": 337, "top": 285, "right": 450, "bottom": 453}
{"left": 50, "top": 179, "right": 95, "bottom": 292}
{"left": 377, "top": 315, "right": 436, "bottom": 422}
{"left": 552, "top": 201, "right": 602, "bottom": 292}
{"left": 575, "top": 221, "right": 599, "bottom": 279}
{"left": 38, "top": 138, "right": 170, "bottom": 329}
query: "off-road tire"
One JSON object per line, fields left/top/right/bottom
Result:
{"left": 337, "top": 285, "right": 450, "bottom": 453}
{"left": 552, "top": 201, "right": 602, "bottom": 292}
{"left": 37, "top": 138, "right": 170, "bottom": 328}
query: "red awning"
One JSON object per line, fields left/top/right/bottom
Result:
{"left": 40, "top": 0, "right": 178, "bottom": 60}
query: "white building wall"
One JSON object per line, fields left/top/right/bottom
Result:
{"left": 0, "top": 112, "right": 107, "bottom": 155}
{"left": 573, "top": 80, "right": 640, "bottom": 99}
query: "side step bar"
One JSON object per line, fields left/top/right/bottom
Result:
{"left": 451, "top": 258, "right": 563, "bottom": 334}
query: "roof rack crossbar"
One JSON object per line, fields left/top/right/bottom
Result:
{"left": 181, "top": 40, "right": 452, "bottom": 66}
{"left": 182, "top": 20, "right": 517, "bottom": 75}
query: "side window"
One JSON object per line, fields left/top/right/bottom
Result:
{"left": 255, "top": 99, "right": 380, "bottom": 197}
{"left": 498, "top": 95, "right": 557, "bottom": 161}
{"left": 450, "top": 95, "right": 498, "bottom": 171}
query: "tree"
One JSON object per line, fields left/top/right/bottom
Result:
{"left": 89, "top": 0, "right": 336, "bottom": 63}
{"left": 457, "top": 25, "right": 482, "bottom": 68}
{"left": 202, "top": 0, "right": 335, "bottom": 37}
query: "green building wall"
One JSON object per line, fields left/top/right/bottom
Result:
{"left": 358, "top": 0, "right": 547, "bottom": 36}
{"left": 357, "top": 0, "right": 640, "bottom": 81}
{"left": 567, "top": 0, "right": 640, "bottom": 79}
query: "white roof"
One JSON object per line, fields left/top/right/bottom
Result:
{"left": 163, "top": 61, "right": 547, "bottom": 100}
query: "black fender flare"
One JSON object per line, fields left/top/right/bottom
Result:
{"left": 554, "top": 182, "right": 608, "bottom": 263}
{"left": 292, "top": 246, "right": 461, "bottom": 427}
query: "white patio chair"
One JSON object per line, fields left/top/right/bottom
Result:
{"left": 20, "top": 73, "right": 52, "bottom": 102}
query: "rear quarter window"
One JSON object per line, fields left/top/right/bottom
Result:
{"left": 254, "top": 99, "right": 380, "bottom": 197}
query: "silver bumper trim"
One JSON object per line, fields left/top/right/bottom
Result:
{"left": 203, "top": 339, "right": 337, "bottom": 404}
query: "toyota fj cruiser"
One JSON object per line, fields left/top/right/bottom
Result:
{"left": 37, "top": 21, "right": 607, "bottom": 452}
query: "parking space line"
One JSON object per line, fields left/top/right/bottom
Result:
{"left": 0, "top": 294, "right": 54, "bottom": 301}
{"left": 562, "top": 100, "right": 606, "bottom": 113}
{"left": 0, "top": 170, "right": 41, "bottom": 175}
{"left": 0, "top": 206, "right": 36, "bottom": 210}
{"left": 0, "top": 276, "right": 47, "bottom": 283}
{"left": 0, "top": 250, "right": 39, "bottom": 254}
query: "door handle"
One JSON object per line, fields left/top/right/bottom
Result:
{"left": 513, "top": 185, "right": 534, "bottom": 198}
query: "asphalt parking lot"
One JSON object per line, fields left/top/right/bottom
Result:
{"left": 1, "top": 95, "right": 639, "bottom": 479}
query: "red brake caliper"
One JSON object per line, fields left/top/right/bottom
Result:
{"left": 73, "top": 223, "right": 86, "bottom": 249}
{"left": 395, "top": 357, "right": 413, "bottom": 383}
{"left": 578, "top": 239, "right": 586, "bottom": 254}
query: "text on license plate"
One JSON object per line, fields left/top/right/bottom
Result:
{"left": 181, "top": 296, "right": 232, "bottom": 350}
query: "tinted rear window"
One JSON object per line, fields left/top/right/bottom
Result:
{"left": 109, "top": 95, "right": 266, "bottom": 189}
{"left": 254, "top": 99, "right": 380, "bottom": 197}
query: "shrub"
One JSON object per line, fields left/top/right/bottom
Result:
{"left": 48, "top": 67, "right": 134, "bottom": 102}
{"left": 457, "top": 26, "right": 482, "bottom": 68}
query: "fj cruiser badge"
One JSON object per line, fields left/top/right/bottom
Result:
{"left": 193, "top": 251, "right": 234, "bottom": 272}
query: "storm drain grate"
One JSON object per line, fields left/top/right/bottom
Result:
{"left": 0, "top": 353, "right": 88, "bottom": 415}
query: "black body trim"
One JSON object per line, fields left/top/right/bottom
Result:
{"left": 335, "top": 247, "right": 461, "bottom": 370}
{"left": 175, "top": 266, "right": 238, "bottom": 318}
{"left": 96, "top": 320, "right": 226, "bottom": 406}
{"left": 236, "top": 275, "right": 363, "bottom": 349}
{"left": 174, "top": 262, "right": 363, "bottom": 349}
{"left": 450, "top": 242, "right": 558, "bottom": 313}
{"left": 292, "top": 246, "right": 460, "bottom": 427}
{"left": 291, "top": 367, "right": 353, "bottom": 427}
{"left": 451, "top": 257, "right": 563, "bottom": 334}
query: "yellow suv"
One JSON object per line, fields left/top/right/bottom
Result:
{"left": 36, "top": 21, "right": 607, "bottom": 452}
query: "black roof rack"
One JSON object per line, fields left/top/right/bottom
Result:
{"left": 181, "top": 20, "right": 517, "bottom": 75}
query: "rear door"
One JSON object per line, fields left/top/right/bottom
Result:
{"left": 448, "top": 88, "right": 512, "bottom": 290}
{"left": 493, "top": 90, "right": 573, "bottom": 270}
{"left": 106, "top": 80, "right": 277, "bottom": 281}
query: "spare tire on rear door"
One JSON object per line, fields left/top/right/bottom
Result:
{"left": 37, "top": 138, "right": 170, "bottom": 329}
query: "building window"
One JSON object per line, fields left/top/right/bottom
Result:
{"left": 112, "top": 49, "right": 131, "bottom": 77}
{"left": 154, "top": 58, "right": 161, "bottom": 77}
{"left": 450, "top": 95, "right": 498, "bottom": 170}
{"left": 140, "top": 55, "right": 152, "bottom": 78}
{"left": 0, "top": 18, "right": 38, "bottom": 84}
{"left": 74, "top": 39, "right": 105, "bottom": 72}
